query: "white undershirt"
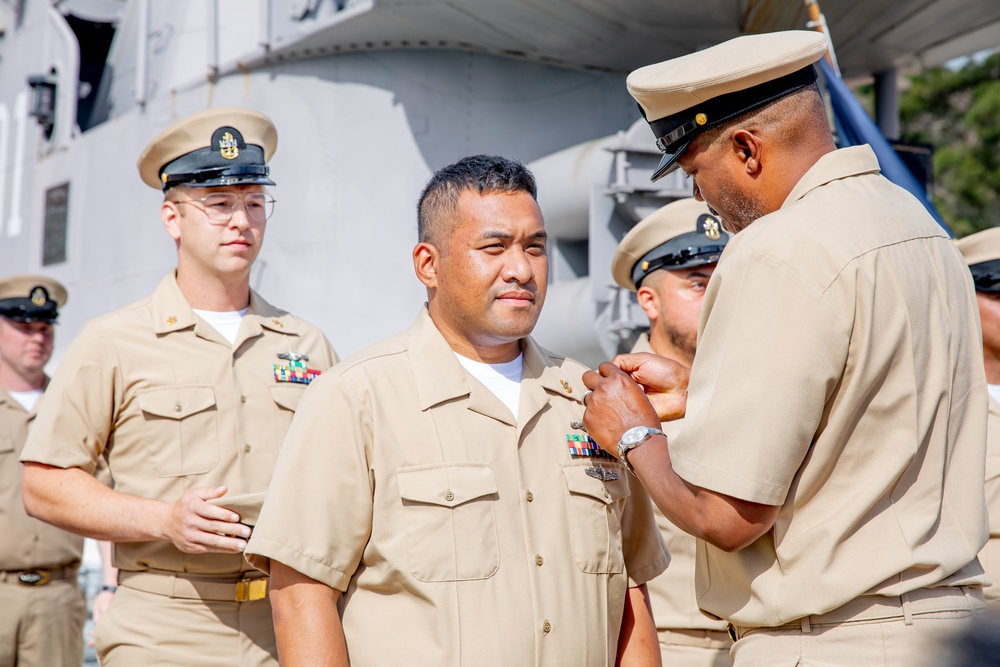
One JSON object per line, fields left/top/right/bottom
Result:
{"left": 193, "top": 308, "right": 248, "bottom": 346}
{"left": 9, "top": 388, "right": 42, "bottom": 412}
{"left": 455, "top": 353, "right": 523, "bottom": 420}
{"left": 989, "top": 384, "right": 1000, "bottom": 406}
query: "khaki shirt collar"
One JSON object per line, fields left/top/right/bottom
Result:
{"left": 408, "top": 307, "right": 586, "bottom": 414}
{"left": 782, "top": 145, "right": 882, "bottom": 210}
{"left": 150, "top": 272, "right": 303, "bottom": 341}
{"left": 0, "top": 377, "right": 48, "bottom": 417}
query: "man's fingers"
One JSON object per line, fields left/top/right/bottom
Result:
{"left": 190, "top": 485, "right": 229, "bottom": 500}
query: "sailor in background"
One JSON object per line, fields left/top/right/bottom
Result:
{"left": 20, "top": 108, "right": 337, "bottom": 667}
{"left": 611, "top": 198, "right": 732, "bottom": 666}
{"left": 956, "top": 227, "right": 1000, "bottom": 610}
{"left": 0, "top": 275, "right": 92, "bottom": 667}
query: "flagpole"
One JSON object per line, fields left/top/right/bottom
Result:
{"left": 804, "top": 0, "right": 841, "bottom": 77}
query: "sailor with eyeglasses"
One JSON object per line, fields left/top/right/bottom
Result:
{"left": 20, "top": 107, "right": 338, "bottom": 667}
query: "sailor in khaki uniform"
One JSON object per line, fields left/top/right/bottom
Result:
{"left": 20, "top": 108, "right": 337, "bottom": 667}
{"left": 611, "top": 199, "right": 732, "bottom": 666}
{"left": 0, "top": 276, "right": 84, "bottom": 667}
{"left": 581, "top": 31, "right": 988, "bottom": 666}
{"left": 246, "top": 155, "right": 668, "bottom": 666}
{"left": 956, "top": 228, "right": 1000, "bottom": 609}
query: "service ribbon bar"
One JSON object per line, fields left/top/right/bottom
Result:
{"left": 273, "top": 359, "right": 321, "bottom": 385}
{"left": 565, "top": 433, "right": 614, "bottom": 459}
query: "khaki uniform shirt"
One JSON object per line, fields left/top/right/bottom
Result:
{"left": 21, "top": 273, "right": 336, "bottom": 575}
{"left": 980, "top": 395, "right": 1000, "bottom": 605}
{"left": 247, "top": 308, "right": 668, "bottom": 666}
{"left": 670, "top": 145, "right": 989, "bottom": 628}
{"left": 630, "top": 334, "right": 728, "bottom": 633}
{"left": 0, "top": 383, "right": 83, "bottom": 570}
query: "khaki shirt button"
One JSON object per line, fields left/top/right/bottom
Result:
{"left": 525, "top": 491, "right": 534, "bottom": 502}
{"left": 542, "top": 621, "right": 551, "bottom": 633}
{"left": 240, "top": 395, "right": 247, "bottom": 404}
{"left": 535, "top": 554, "right": 543, "bottom": 566}
{"left": 174, "top": 404, "right": 182, "bottom": 413}
{"left": 444, "top": 491, "right": 455, "bottom": 501}
{"left": 244, "top": 444, "right": 252, "bottom": 453}
{"left": 602, "top": 488, "right": 609, "bottom": 499}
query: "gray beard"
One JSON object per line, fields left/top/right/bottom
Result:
{"left": 709, "top": 181, "right": 766, "bottom": 233}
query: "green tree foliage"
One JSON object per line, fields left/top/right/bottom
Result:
{"left": 898, "top": 53, "right": 1000, "bottom": 236}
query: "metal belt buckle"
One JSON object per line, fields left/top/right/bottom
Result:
{"left": 235, "top": 577, "right": 268, "bottom": 602}
{"left": 17, "top": 569, "right": 51, "bottom": 586}
{"left": 727, "top": 623, "right": 738, "bottom": 643}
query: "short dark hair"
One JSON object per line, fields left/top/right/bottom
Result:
{"left": 417, "top": 155, "right": 537, "bottom": 245}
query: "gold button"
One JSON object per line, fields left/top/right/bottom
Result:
{"left": 240, "top": 396, "right": 247, "bottom": 404}
{"left": 174, "top": 404, "right": 182, "bottom": 412}
{"left": 444, "top": 491, "right": 455, "bottom": 501}
{"left": 271, "top": 319, "right": 283, "bottom": 328}
{"left": 525, "top": 491, "right": 534, "bottom": 502}
{"left": 602, "top": 488, "right": 609, "bottom": 499}
{"left": 166, "top": 316, "right": 177, "bottom": 325}
{"left": 535, "top": 554, "right": 543, "bottom": 566}
{"left": 244, "top": 444, "right": 252, "bottom": 453}
{"left": 542, "top": 620, "right": 551, "bottom": 633}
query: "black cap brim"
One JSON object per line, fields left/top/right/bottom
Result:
{"left": 651, "top": 138, "right": 692, "bottom": 182}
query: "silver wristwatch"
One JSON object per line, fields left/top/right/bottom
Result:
{"left": 617, "top": 426, "right": 663, "bottom": 473}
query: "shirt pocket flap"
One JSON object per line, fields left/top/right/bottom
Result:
{"left": 561, "top": 463, "right": 630, "bottom": 505}
{"left": 397, "top": 464, "right": 498, "bottom": 508}
{"left": 137, "top": 386, "right": 216, "bottom": 420}
{"left": 270, "top": 385, "right": 305, "bottom": 412}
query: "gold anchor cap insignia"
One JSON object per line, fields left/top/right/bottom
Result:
{"left": 219, "top": 131, "right": 239, "bottom": 160}
{"left": 30, "top": 287, "right": 47, "bottom": 307}
{"left": 701, "top": 214, "right": 721, "bottom": 241}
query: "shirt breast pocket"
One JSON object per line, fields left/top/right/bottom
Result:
{"left": 561, "top": 462, "right": 630, "bottom": 574}
{"left": 136, "top": 386, "right": 219, "bottom": 477}
{"left": 396, "top": 463, "right": 500, "bottom": 582}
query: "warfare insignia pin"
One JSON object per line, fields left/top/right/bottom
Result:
{"left": 219, "top": 131, "right": 239, "bottom": 160}
{"left": 700, "top": 213, "right": 721, "bottom": 241}
{"left": 566, "top": 433, "right": 614, "bottom": 460}
{"left": 29, "top": 286, "right": 48, "bottom": 307}
{"left": 586, "top": 465, "right": 619, "bottom": 481}
{"left": 274, "top": 359, "right": 321, "bottom": 385}
{"left": 277, "top": 351, "right": 309, "bottom": 362}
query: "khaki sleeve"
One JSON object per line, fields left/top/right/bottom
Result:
{"left": 20, "top": 322, "right": 119, "bottom": 473}
{"left": 621, "top": 470, "right": 670, "bottom": 587}
{"left": 670, "top": 248, "right": 850, "bottom": 506}
{"left": 245, "top": 369, "right": 372, "bottom": 591}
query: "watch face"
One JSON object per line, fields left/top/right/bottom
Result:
{"left": 622, "top": 426, "right": 651, "bottom": 445}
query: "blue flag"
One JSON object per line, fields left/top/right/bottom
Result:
{"left": 819, "top": 59, "right": 950, "bottom": 235}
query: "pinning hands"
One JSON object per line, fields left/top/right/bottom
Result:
{"left": 580, "top": 353, "right": 690, "bottom": 455}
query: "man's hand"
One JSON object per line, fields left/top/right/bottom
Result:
{"left": 581, "top": 362, "right": 663, "bottom": 455}
{"left": 612, "top": 352, "right": 690, "bottom": 422}
{"left": 163, "top": 486, "right": 250, "bottom": 553}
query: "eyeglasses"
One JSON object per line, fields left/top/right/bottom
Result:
{"left": 175, "top": 193, "right": 276, "bottom": 224}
